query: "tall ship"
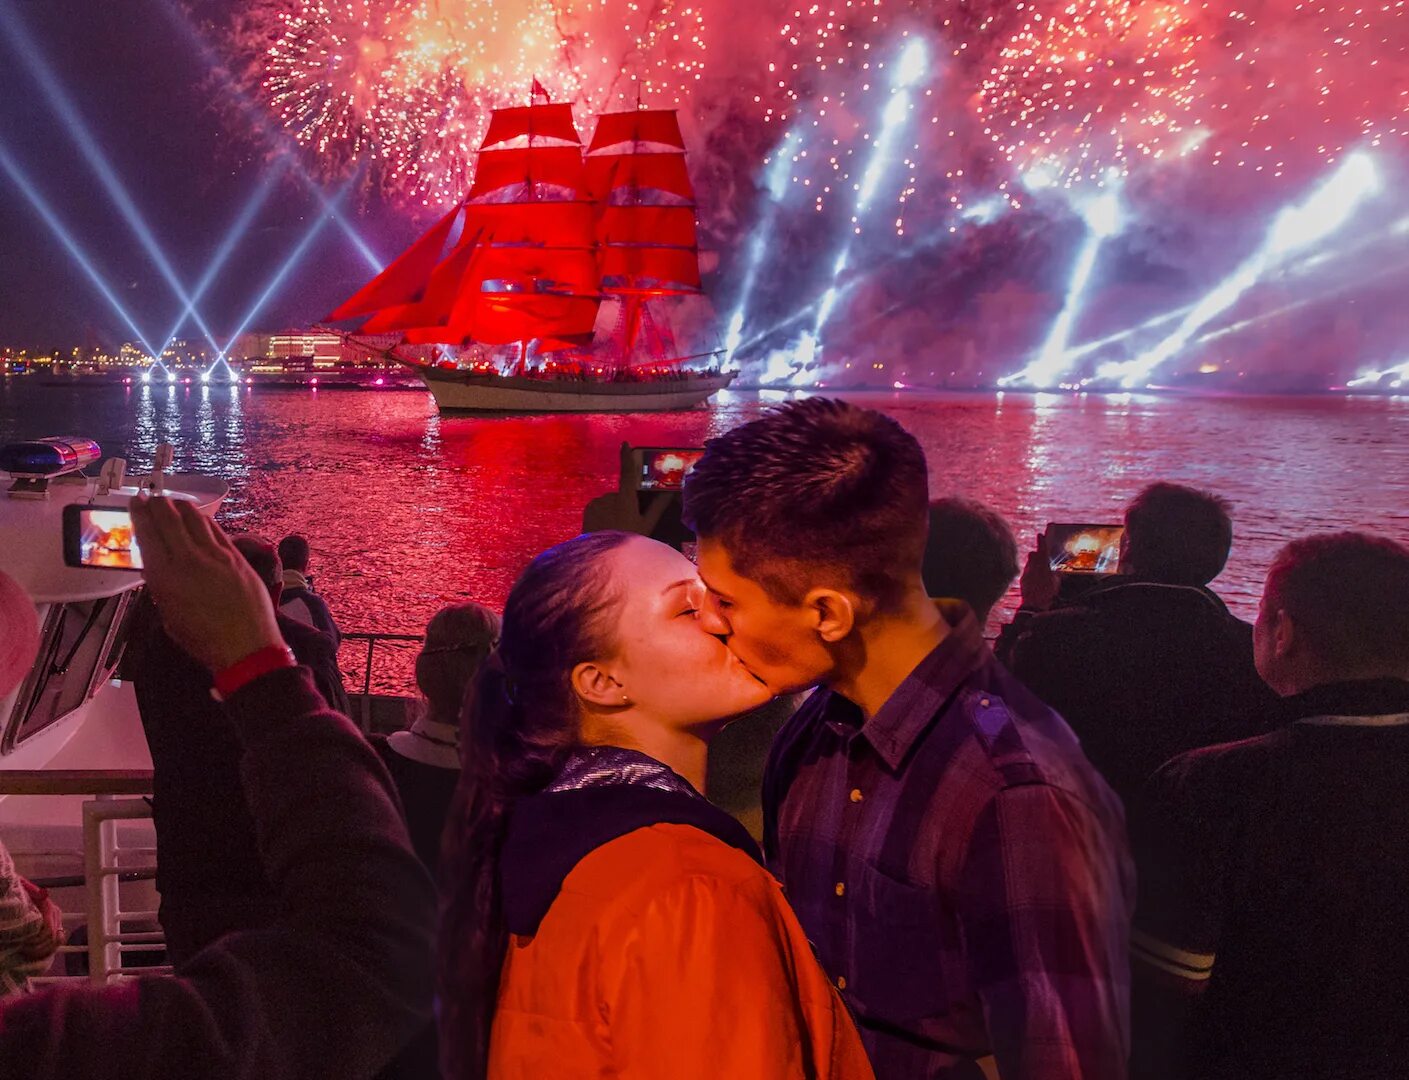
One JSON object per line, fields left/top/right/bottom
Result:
{"left": 328, "top": 98, "right": 734, "bottom": 412}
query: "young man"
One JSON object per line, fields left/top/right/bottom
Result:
{"left": 276, "top": 532, "right": 342, "bottom": 645}
{"left": 684, "top": 398, "right": 1134, "bottom": 1080}
{"left": 995, "top": 483, "right": 1279, "bottom": 805}
{"left": 921, "top": 496, "right": 1020, "bottom": 628}
{"left": 1131, "top": 532, "right": 1409, "bottom": 1079}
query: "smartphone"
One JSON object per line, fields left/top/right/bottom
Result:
{"left": 62, "top": 504, "right": 144, "bottom": 571}
{"left": 636, "top": 447, "right": 704, "bottom": 491}
{"left": 1045, "top": 523, "right": 1123, "bottom": 575}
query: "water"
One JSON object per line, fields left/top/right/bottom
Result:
{"left": 4, "top": 379, "right": 1407, "bottom": 691}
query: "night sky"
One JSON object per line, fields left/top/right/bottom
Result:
{"left": 0, "top": 0, "right": 414, "bottom": 351}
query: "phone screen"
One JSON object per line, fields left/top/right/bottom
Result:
{"left": 637, "top": 448, "right": 704, "bottom": 491}
{"left": 67, "top": 506, "right": 144, "bottom": 570}
{"left": 1046, "top": 523, "right": 1123, "bottom": 575}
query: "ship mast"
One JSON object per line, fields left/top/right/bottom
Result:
{"left": 327, "top": 94, "right": 601, "bottom": 366}
{"left": 584, "top": 107, "right": 702, "bottom": 368}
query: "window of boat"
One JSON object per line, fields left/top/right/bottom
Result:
{"left": 1, "top": 592, "right": 138, "bottom": 754}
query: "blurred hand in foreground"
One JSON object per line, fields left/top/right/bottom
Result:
{"left": 1019, "top": 532, "right": 1061, "bottom": 612}
{"left": 130, "top": 497, "right": 283, "bottom": 672}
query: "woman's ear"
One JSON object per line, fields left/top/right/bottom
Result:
{"left": 803, "top": 588, "right": 856, "bottom": 643}
{"left": 570, "top": 660, "right": 628, "bottom": 708}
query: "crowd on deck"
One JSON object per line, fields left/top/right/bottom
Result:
{"left": 1, "top": 397, "right": 1407, "bottom": 1080}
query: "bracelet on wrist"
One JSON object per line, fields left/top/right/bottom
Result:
{"left": 211, "top": 644, "right": 297, "bottom": 701}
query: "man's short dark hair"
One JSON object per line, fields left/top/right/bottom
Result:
{"left": 1267, "top": 531, "right": 1409, "bottom": 674}
{"left": 233, "top": 535, "right": 282, "bottom": 593}
{"left": 683, "top": 397, "right": 929, "bottom": 607}
{"left": 1123, "top": 482, "right": 1233, "bottom": 587}
{"left": 277, "top": 533, "right": 311, "bottom": 573}
{"left": 922, "top": 497, "right": 1019, "bottom": 621}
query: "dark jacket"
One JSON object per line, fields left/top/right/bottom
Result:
{"left": 279, "top": 582, "right": 341, "bottom": 646}
{"left": 369, "top": 736, "right": 458, "bottom": 877}
{"left": 996, "top": 579, "right": 1281, "bottom": 807}
{"left": 0, "top": 667, "right": 435, "bottom": 1080}
{"left": 124, "top": 603, "right": 351, "bottom": 963}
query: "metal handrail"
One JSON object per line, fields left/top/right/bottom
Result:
{"left": 340, "top": 631, "right": 423, "bottom": 731}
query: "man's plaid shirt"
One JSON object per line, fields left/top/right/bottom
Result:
{"left": 1, "top": 843, "right": 60, "bottom": 996}
{"left": 764, "top": 603, "right": 1135, "bottom": 1079}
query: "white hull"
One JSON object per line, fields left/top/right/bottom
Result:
{"left": 416, "top": 369, "right": 735, "bottom": 413}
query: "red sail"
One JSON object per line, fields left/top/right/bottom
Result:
{"left": 598, "top": 246, "right": 701, "bottom": 293}
{"left": 587, "top": 110, "right": 685, "bottom": 153}
{"left": 597, "top": 205, "right": 697, "bottom": 248}
{"left": 472, "top": 246, "right": 600, "bottom": 294}
{"left": 583, "top": 153, "right": 694, "bottom": 201}
{"left": 481, "top": 103, "right": 580, "bottom": 148}
{"left": 469, "top": 146, "right": 587, "bottom": 199}
{"left": 326, "top": 203, "right": 461, "bottom": 321}
{"left": 462, "top": 202, "right": 598, "bottom": 247}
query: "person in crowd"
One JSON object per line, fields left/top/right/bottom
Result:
{"left": 921, "top": 496, "right": 1020, "bottom": 628}
{"left": 683, "top": 398, "right": 1134, "bottom": 1080}
{"left": 1130, "top": 532, "right": 1409, "bottom": 1080}
{"left": 124, "top": 533, "right": 350, "bottom": 965}
{"left": 0, "top": 842, "right": 63, "bottom": 998}
{"left": 371, "top": 602, "right": 500, "bottom": 874}
{"left": 995, "top": 482, "right": 1280, "bottom": 806}
{"left": 0, "top": 496, "right": 434, "bottom": 1078}
{"left": 0, "top": 569, "right": 64, "bottom": 998}
{"left": 438, "top": 530, "right": 874, "bottom": 1080}
{"left": 277, "top": 532, "right": 341, "bottom": 644}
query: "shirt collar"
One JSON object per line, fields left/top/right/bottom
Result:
{"left": 824, "top": 600, "right": 988, "bottom": 772}
{"left": 1287, "top": 678, "right": 1409, "bottom": 725}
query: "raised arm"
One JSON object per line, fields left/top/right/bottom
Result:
{"left": 0, "top": 498, "right": 435, "bottom": 1080}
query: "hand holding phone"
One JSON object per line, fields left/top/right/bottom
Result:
{"left": 1019, "top": 532, "right": 1062, "bottom": 612}
{"left": 130, "top": 497, "right": 284, "bottom": 673}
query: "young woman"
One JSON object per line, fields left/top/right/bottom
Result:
{"left": 439, "top": 531, "right": 873, "bottom": 1080}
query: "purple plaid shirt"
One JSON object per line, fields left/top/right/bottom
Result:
{"left": 764, "top": 603, "right": 1135, "bottom": 1080}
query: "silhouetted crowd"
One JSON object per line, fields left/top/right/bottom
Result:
{"left": 1, "top": 398, "right": 1407, "bottom": 1080}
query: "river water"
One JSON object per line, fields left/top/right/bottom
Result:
{"left": 3, "top": 379, "right": 1406, "bottom": 691}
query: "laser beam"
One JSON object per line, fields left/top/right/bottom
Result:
{"left": 221, "top": 179, "right": 356, "bottom": 355}
{"left": 724, "top": 126, "right": 802, "bottom": 365}
{"left": 0, "top": 0, "right": 226, "bottom": 355}
{"left": 1098, "top": 153, "right": 1381, "bottom": 388}
{"left": 153, "top": 0, "right": 383, "bottom": 274}
{"left": 1000, "top": 183, "right": 1123, "bottom": 388}
{"left": 0, "top": 138, "right": 157, "bottom": 355}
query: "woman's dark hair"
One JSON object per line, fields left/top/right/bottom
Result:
{"left": 438, "top": 531, "right": 632, "bottom": 1079}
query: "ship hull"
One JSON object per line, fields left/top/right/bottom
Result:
{"left": 415, "top": 367, "right": 736, "bottom": 413}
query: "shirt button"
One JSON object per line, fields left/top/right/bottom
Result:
{"left": 836, "top": 976, "right": 847, "bottom": 990}
{"left": 835, "top": 882, "right": 846, "bottom": 897}
{"left": 849, "top": 788, "right": 863, "bottom": 803}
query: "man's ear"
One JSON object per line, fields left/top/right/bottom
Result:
{"left": 803, "top": 587, "right": 856, "bottom": 643}
{"left": 1272, "top": 607, "right": 1297, "bottom": 660}
{"left": 570, "top": 661, "right": 627, "bottom": 708}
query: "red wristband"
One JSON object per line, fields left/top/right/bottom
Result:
{"left": 212, "top": 644, "right": 297, "bottom": 700}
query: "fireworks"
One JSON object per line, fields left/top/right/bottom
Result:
{"left": 977, "top": 0, "right": 1207, "bottom": 187}
{"left": 237, "top": 0, "right": 711, "bottom": 205}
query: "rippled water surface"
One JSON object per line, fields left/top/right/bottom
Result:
{"left": 4, "top": 380, "right": 1406, "bottom": 690}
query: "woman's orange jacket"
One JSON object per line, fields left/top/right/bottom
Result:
{"left": 488, "top": 822, "right": 875, "bottom": 1079}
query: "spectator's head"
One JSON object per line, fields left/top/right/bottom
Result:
{"left": 277, "top": 533, "right": 311, "bottom": 574}
{"left": 232, "top": 535, "right": 283, "bottom": 607}
{"left": 921, "top": 497, "right": 1019, "bottom": 625}
{"left": 1255, "top": 531, "right": 1409, "bottom": 696}
{"left": 439, "top": 530, "right": 772, "bottom": 1078}
{"left": 414, "top": 602, "right": 501, "bottom": 724}
{"left": 1120, "top": 482, "right": 1233, "bottom": 586}
{"left": 684, "top": 397, "right": 930, "bottom": 695}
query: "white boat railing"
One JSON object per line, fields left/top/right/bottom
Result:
{"left": 2, "top": 771, "right": 165, "bottom": 987}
